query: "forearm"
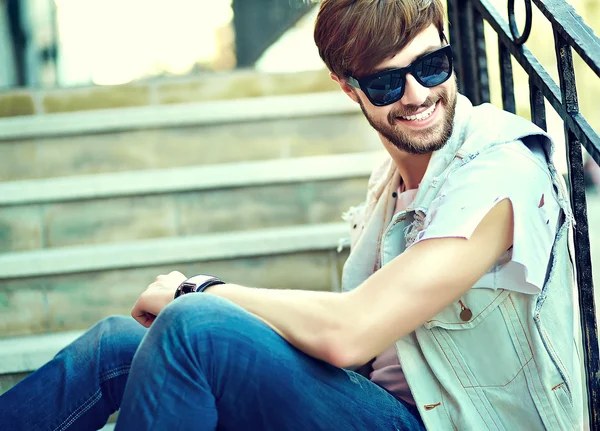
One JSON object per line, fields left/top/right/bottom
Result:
{"left": 205, "top": 284, "right": 350, "bottom": 366}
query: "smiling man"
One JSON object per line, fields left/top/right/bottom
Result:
{"left": 0, "top": 1, "right": 583, "bottom": 430}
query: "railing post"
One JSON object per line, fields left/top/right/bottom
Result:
{"left": 554, "top": 30, "right": 600, "bottom": 427}
{"left": 528, "top": 77, "right": 547, "bottom": 130}
{"left": 498, "top": 40, "right": 516, "bottom": 114}
{"left": 447, "top": 0, "right": 490, "bottom": 105}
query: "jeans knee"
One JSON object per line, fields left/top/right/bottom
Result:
{"left": 157, "top": 293, "right": 240, "bottom": 327}
{"left": 73, "top": 316, "right": 146, "bottom": 364}
{"left": 153, "top": 294, "right": 260, "bottom": 348}
{"left": 147, "top": 294, "right": 275, "bottom": 380}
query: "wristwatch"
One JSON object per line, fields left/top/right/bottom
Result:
{"left": 174, "top": 274, "right": 225, "bottom": 299}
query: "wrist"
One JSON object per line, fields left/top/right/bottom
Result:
{"left": 202, "top": 283, "right": 227, "bottom": 294}
{"left": 174, "top": 274, "right": 225, "bottom": 299}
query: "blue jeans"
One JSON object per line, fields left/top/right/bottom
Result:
{"left": 1, "top": 294, "right": 425, "bottom": 430}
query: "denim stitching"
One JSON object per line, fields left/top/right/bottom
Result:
{"left": 100, "top": 365, "right": 131, "bottom": 383}
{"left": 539, "top": 325, "right": 573, "bottom": 399}
{"left": 525, "top": 360, "right": 561, "bottom": 430}
{"left": 505, "top": 305, "right": 552, "bottom": 427}
{"left": 504, "top": 297, "right": 533, "bottom": 360}
{"left": 438, "top": 330, "right": 474, "bottom": 387}
{"left": 439, "top": 385, "right": 458, "bottom": 431}
{"left": 100, "top": 364, "right": 131, "bottom": 379}
{"left": 426, "top": 290, "right": 506, "bottom": 325}
{"left": 430, "top": 330, "right": 464, "bottom": 383}
{"left": 53, "top": 389, "right": 102, "bottom": 431}
{"left": 437, "top": 330, "right": 500, "bottom": 430}
{"left": 430, "top": 330, "right": 488, "bottom": 425}
{"left": 509, "top": 297, "right": 562, "bottom": 428}
{"left": 454, "top": 360, "right": 531, "bottom": 389}
{"left": 553, "top": 386, "right": 576, "bottom": 428}
{"left": 534, "top": 227, "right": 574, "bottom": 397}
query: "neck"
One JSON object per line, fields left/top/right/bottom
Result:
{"left": 381, "top": 139, "right": 432, "bottom": 190}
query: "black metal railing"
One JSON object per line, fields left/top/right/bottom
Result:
{"left": 447, "top": 0, "right": 600, "bottom": 426}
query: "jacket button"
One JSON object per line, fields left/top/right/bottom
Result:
{"left": 460, "top": 308, "right": 473, "bottom": 321}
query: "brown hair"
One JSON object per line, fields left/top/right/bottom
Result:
{"left": 314, "top": 0, "right": 446, "bottom": 79}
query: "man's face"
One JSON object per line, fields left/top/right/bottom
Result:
{"left": 352, "top": 25, "right": 458, "bottom": 155}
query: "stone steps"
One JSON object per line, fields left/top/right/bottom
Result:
{"left": 0, "top": 92, "right": 377, "bottom": 181}
{"left": 0, "top": 152, "right": 381, "bottom": 253}
{"left": 0, "top": 93, "right": 374, "bottom": 339}
{"left": 0, "top": 83, "right": 370, "bottom": 406}
{"left": 0, "top": 329, "right": 83, "bottom": 396}
{"left": 0, "top": 69, "right": 338, "bottom": 118}
{"left": 0, "top": 222, "right": 350, "bottom": 337}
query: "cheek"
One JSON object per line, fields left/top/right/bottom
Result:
{"left": 429, "top": 83, "right": 452, "bottom": 105}
{"left": 380, "top": 107, "right": 396, "bottom": 124}
{"left": 363, "top": 101, "right": 392, "bottom": 123}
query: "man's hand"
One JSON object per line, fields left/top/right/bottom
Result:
{"left": 131, "top": 271, "right": 187, "bottom": 327}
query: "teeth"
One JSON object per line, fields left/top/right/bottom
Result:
{"left": 401, "top": 103, "right": 436, "bottom": 121}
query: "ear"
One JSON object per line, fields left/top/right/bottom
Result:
{"left": 330, "top": 72, "right": 360, "bottom": 104}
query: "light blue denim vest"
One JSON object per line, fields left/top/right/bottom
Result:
{"left": 342, "top": 95, "right": 584, "bottom": 430}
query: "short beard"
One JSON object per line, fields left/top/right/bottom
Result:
{"left": 358, "top": 83, "right": 457, "bottom": 155}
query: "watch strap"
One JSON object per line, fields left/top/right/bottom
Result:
{"left": 174, "top": 275, "right": 225, "bottom": 299}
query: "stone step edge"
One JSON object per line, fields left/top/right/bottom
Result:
{"left": 0, "top": 151, "right": 383, "bottom": 206}
{"left": 0, "top": 91, "right": 358, "bottom": 141}
{"left": 0, "top": 330, "right": 84, "bottom": 374}
{"left": 0, "top": 222, "right": 349, "bottom": 280}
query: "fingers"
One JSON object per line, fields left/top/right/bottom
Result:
{"left": 131, "top": 300, "right": 144, "bottom": 325}
{"left": 132, "top": 313, "right": 155, "bottom": 328}
{"left": 132, "top": 271, "right": 186, "bottom": 326}
{"left": 140, "top": 313, "right": 155, "bottom": 328}
{"left": 132, "top": 305, "right": 156, "bottom": 328}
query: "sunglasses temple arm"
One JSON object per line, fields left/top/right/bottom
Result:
{"left": 346, "top": 76, "right": 360, "bottom": 89}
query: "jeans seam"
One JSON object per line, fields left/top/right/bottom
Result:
{"left": 100, "top": 365, "right": 131, "bottom": 383}
{"left": 53, "top": 389, "right": 102, "bottom": 431}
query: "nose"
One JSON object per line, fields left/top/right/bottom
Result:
{"left": 400, "top": 73, "right": 430, "bottom": 107}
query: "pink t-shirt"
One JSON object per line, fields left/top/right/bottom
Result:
{"left": 369, "top": 186, "right": 417, "bottom": 406}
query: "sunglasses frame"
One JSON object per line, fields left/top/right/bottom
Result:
{"left": 346, "top": 45, "right": 454, "bottom": 107}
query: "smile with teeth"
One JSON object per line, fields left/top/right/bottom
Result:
{"left": 400, "top": 102, "right": 437, "bottom": 121}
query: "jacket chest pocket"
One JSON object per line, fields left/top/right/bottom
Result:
{"left": 423, "top": 289, "right": 533, "bottom": 388}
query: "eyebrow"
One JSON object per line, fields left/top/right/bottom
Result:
{"left": 371, "top": 44, "right": 444, "bottom": 74}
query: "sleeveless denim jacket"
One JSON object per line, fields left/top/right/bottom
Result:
{"left": 341, "top": 95, "right": 584, "bottom": 430}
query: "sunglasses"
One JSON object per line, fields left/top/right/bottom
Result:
{"left": 346, "top": 45, "right": 453, "bottom": 107}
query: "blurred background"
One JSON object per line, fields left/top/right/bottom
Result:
{"left": 0, "top": 0, "right": 598, "bottom": 417}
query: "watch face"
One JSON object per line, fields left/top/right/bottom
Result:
{"left": 180, "top": 283, "right": 197, "bottom": 295}
{"left": 175, "top": 275, "right": 222, "bottom": 299}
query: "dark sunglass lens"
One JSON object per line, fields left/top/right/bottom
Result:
{"left": 366, "top": 72, "right": 404, "bottom": 105}
{"left": 414, "top": 51, "right": 451, "bottom": 87}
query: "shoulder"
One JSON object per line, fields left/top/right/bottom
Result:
{"left": 430, "top": 139, "right": 560, "bottom": 240}
{"left": 448, "top": 140, "right": 553, "bottom": 193}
